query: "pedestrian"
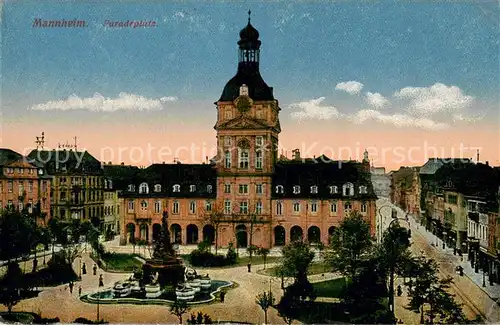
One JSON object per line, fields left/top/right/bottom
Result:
{"left": 69, "top": 281, "right": 74, "bottom": 294}
{"left": 220, "top": 291, "right": 225, "bottom": 303}
{"left": 247, "top": 263, "right": 251, "bottom": 273}
{"left": 99, "top": 274, "right": 104, "bottom": 287}
{"left": 82, "top": 262, "right": 87, "bottom": 275}
{"left": 78, "top": 286, "right": 82, "bottom": 296}
{"left": 93, "top": 263, "right": 97, "bottom": 276}
{"left": 32, "top": 258, "right": 38, "bottom": 273}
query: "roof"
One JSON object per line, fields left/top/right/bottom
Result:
{"left": 219, "top": 69, "right": 274, "bottom": 102}
{"left": 420, "top": 158, "right": 472, "bottom": 175}
{"left": 0, "top": 148, "right": 23, "bottom": 166}
{"left": 103, "top": 164, "right": 141, "bottom": 191}
{"left": 121, "top": 163, "right": 217, "bottom": 198}
{"left": 27, "top": 149, "right": 102, "bottom": 175}
{"left": 272, "top": 157, "right": 376, "bottom": 199}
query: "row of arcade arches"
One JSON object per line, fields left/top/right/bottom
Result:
{"left": 126, "top": 223, "right": 338, "bottom": 247}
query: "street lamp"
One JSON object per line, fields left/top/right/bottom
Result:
{"left": 377, "top": 205, "right": 394, "bottom": 243}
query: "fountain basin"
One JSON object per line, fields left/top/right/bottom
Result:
{"left": 145, "top": 284, "right": 162, "bottom": 298}
{"left": 83, "top": 280, "right": 232, "bottom": 305}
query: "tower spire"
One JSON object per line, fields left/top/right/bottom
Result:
{"left": 248, "top": 10, "right": 251, "bottom": 23}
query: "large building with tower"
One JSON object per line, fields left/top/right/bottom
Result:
{"left": 118, "top": 17, "right": 377, "bottom": 248}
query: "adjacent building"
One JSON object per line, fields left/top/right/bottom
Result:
{"left": 28, "top": 149, "right": 104, "bottom": 226}
{"left": 0, "top": 149, "right": 51, "bottom": 222}
{"left": 390, "top": 166, "right": 420, "bottom": 217}
{"left": 371, "top": 167, "right": 390, "bottom": 198}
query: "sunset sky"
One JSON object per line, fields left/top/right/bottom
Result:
{"left": 2, "top": 1, "right": 499, "bottom": 170}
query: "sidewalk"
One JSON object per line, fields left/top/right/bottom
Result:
{"left": 407, "top": 213, "right": 500, "bottom": 301}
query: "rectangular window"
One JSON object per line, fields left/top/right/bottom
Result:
{"left": 331, "top": 202, "right": 337, "bottom": 213}
{"left": 310, "top": 201, "right": 317, "bottom": 213}
{"left": 225, "top": 151, "right": 231, "bottom": 168}
{"left": 225, "top": 109, "right": 232, "bottom": 119}
{"left": 224, "top": 184, "right": 231, "bottom": 193}
{"left": 256, "top": 150, "right": 263, "bottom": 169}
{"left": 28, "top": 180, "right": 33, "bottom": 193}
{"left": 60, "top": 191, "right": 66, "bottom": 201}
{"left": 173, "top": 201, "right": 179, "bottom": 214}
{"left": 239, "top": 201, "right": 248, "bottom": 214}
{"left": 206, "top": 201, "right": 212, "bottom": 212}
{"left": 239, "top": 149, "right": 249, "bottom": 169}
{"left": 344, "top": 202, "right": 352, "bottom": 211}
{"left": 7, "top": 200, "right": 13, "bottom": 208}
{"left": 361, "top": 203, "right": 367, "bottom": 213}
{"left": 19, "top": 183, "right": 24, "bottom": 195}
{"left": 224, "top": 200, "right": 232, "bottom": 214}
{"left": 256, "top": 184, "right": 263, "bottom": 195}
{"left": 239, "top": 184, "right": 248, "bottom": 194}
{"left": 224, "top": 136, "right": 232, "bottom": 147}
{"left": 154, "top": 201, "right": 161, "bottom": 214}
{"left": 293, "top": 202, "right": 300, "bottom": 213}
{"left": 276, "top": 202, "right": 283, "bottom": 215}
{"left": 256, "top": 201, "right": 262, "bottom": 215}
{"left": 128, "top": 200, "right": 134, "bottom": 211}
{"left": 8, "top": 181, "right": 13, "bottom": 193}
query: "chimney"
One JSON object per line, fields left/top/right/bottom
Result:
{"left": 206, "top": 156, "right": 208, "bottom": 164}
{"left": 293, "top": 149, "right": 301, "bottom": 161}
{"left": 486, "top": 161, "right": 489, "bottom": 166}
{"left": 108, "top": 161, "right": 111, "bottom": 165}
{"left": 477, "top": 149, "right": 480, "bottom": 163}
{"left": 121, "top": 162, "right": 124, "bottom": 166}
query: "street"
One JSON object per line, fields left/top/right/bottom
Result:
{"left": 377, "top": 198, "right": 500, "bottom": 323}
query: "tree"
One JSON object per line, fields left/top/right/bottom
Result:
{"left": 325, "top": 211, "right": 373, "bottom": 281}
{"left": 170, "top": 299, "right": 189, "bottom": 324}
{"left": 247, "top": 245, "right": 259, "bottom": 262}
{"left": 256, "top": 291, "right": 275, "bottom": 324}
{"left": 406, "top": 256, "right": 466, "bottom": 324}
{"left": 200, "top": 202, "right": 224, "bottom": 254}
{"left": 0, "top": 262, "right": 25, "bottom": 313}
{"left": 277, "top": 288, "right": 302, "bottom": 325}
{"left": 0, "top": 209, "right": 36, "bottom": 263}
{"left": 258, "top": 247, "right": 270, "bottom": 269}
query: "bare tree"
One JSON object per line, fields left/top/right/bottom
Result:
{"left": 170, "top": 299, "right": 189, "bottom": 324}
{"left": 200, "top": 201, "right": 224, "bottom": 255}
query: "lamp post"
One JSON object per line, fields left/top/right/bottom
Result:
{"left": 377, "top": 205, "right": 393, "bottom": 243}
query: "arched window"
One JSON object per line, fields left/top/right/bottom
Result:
{"left": 293, "top": 202, "right": 300, "bottom": 213}
{"left": 140, "top": 200, "right": 148, "bottom": 209}
{"left": 343, "top": 183, "right": 354, "bottom": 196}
{"left": 172, "top": 201, "right": 179, "bottom": 214}
{"left": 276, "top": 185, "right": 284, "bottom": 194}
{"left": 139, "top": 182, "right": 149, "bottom": 194}
{"left": 190, "top": 185, "right": 196, "bottom": 192}
{"left": 173, "top": 184, "right": 180, "bottom": 192}
{"left": 189, "top": 201, "right": 196, "bottom": 214}
{"left": 238, "top": 139, "right": 250, "bottom": 169}
{"left": 154, "top": 201, "right": 161, "bottom": 213}
{"left": 154, "top": 184, "right": 162, "bottom": 192}
{"left": 329, "top": 185, "right": 338, "bottom": 194}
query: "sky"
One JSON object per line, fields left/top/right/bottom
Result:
{"left": 2, "top": 1, "right": 499, "bottom": 170}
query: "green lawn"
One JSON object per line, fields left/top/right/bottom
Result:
{"left": 180, "top": 254, "right": 280, "bottom": 268}
{"left": 101, "top": 253, "right": 144, "bottom": 272}
{"left": 312, "top": 278, "right": 347, "bottom": 298}
{"left": 259, "top": 262, "right": 330, "bottom": 276}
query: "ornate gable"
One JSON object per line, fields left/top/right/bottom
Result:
{"left": 218, "top": 116, "right": 270, "bottom": 130}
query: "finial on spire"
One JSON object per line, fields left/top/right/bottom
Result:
{"left": 248, "top": 10, "right": 251, "bottom": 23}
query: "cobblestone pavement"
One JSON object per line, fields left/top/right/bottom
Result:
{"left": 378, "top": 198, "right": 500, "bottom": 324}
{"left": 3, "top": 249, "right": 341, "bottom": 324}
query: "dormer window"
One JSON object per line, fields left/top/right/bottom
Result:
{"left": 139, "top": 182, "right": 149, "bottom": 194}
{"left": 154, "top": 184, "right": 162, "bottom": 192}
{"left": 207, "top": 185, "right": 213, "bottom": 193}
{"left": 240, "top": 84, "right": 249, "bottom": 96}
{"left": 343, "top": 183, "right": 354, "bottom": 196}
{"left": 173, "top": 184, "right": 180, "bottom": 192}
{"left": 128, "top": 184, "right": 135, "bottom": 192}
{"left": 359, "top": 186, "right": 367, "bottom": 194}
{"left": 329, "top": 186, "right": 338, "bottom": 194}
{"left": 310, "top": 186, "right": 318, "bottom": 194}
{"left": 190, "top": 185, "right": 196, "bottom": 192}
{"left": 276, "top": 185, "right": 284, "bottom": 194}
{"left": 293, "top": 185, "right": 301, "bottom": 194}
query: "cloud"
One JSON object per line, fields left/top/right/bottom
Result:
{"left": 350, "top": 109, "right": 449, "bottom": 130}
{"left": 290, "top": 97, "right": 342, "bottom": 120}
{"left": 30, "top": 92, "right": 177, "bottom": 112}
{"left": 394, "top": 83, "right": 474, "bottom": 117}
{"left": 365, "top": 92, "right": 390, "bottom": 108}
{"left": 335, "top": 81, "right": 364, "bottom": 95}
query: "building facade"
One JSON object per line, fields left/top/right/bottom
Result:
{"left": 370, "top": 167, "right": 390, "bottom": 198}
{"left": 0, "top": 149, "right": 51, "bottom": 222}
{"left": 118, "top": 19, "right": 378, "bottom": 248}
{"left": 28, "top": 149, "right": 104, "bottom": 226}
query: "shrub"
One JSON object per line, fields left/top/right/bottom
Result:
{"left": 73, "top": 317, "right": 108, "bottom": 324}
{"left": 226, "top": 242, "right": 238, "bottom": 265}
{"left": 189, "top": 250, "right": 235, "bottom": 267}
{"left": 33, "top": 315, "right": 60, "bottom": 324}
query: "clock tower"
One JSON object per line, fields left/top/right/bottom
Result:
{"left": 214, "top": 12, "right": 280, "bottom": 247}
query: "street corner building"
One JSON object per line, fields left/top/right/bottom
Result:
{"left": 116, "top": 18, "right": 378, "bottom": 249}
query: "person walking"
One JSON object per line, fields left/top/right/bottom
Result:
{"left": 220, "top": 291, "right": 225, "bottom": 303}
{"left": 99, "top": 274, "right": 104, "bottom": 287}
{"left": 93, "top": 264, "right": 98, "bottom": 276}
{"left": 69, "top": 281, "right": 74, "bottom": 294}
{"left": 82, "top": 262, "right": 87, "bottom": 275}
{"left": 78, "top": 286, "right": 82, "bottom": 296}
